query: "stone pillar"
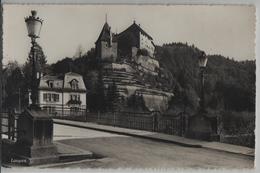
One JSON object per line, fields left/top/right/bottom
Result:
{"left": 14, "top": 109, "right": 58, "bottom": 165}
{"left": 186, "top": 112, "right": 213, "bottom": 141}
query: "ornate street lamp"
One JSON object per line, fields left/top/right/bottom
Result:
{"left": 13, "top": 11, "right": 58, "bottom": 165}
{"left": 186, "top": 51, "right": 212, "bottom": 141}
{"left": 25, "top": 10, "right": 43, "bottom": 108}
{"left": 198, "top": 51, "right": 208, "bottom": 112}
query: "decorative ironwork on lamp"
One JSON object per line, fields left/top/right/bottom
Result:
{"left": 198, "top": 51, "right": 208, "bottom": 112}
{"left": 25, "top": 10, "right": 43, "bottom": 108}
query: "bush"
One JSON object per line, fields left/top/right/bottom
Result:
{"left": 219, "top": 111, "right": 255, "bottom": 147}
{"left": 137, "top": 49, "right": 149, "bottom": 56}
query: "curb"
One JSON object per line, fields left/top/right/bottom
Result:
{"left": 201, "top": 146, "right": 255, "bottom": 158}
{"left": 53, "top": 120, "right": 255, "bottom": 157}
{"left": 54, "top": 120, "right": 201, "bottom": 148}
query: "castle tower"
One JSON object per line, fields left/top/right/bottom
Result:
{"left": 95, "top": 20, "right": 118, "bottom": 62}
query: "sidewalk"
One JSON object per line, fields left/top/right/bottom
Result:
{"left": 53, "top": 119, "right": 255, "bottom": 157}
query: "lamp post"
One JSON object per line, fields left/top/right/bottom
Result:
{"left": 186, "top": 51, "right": 212, "bottom": 141}
{"left": 14, "top": 11, "right": 58, "bottom": 165}
{"left": 198, "top": 51, "right": 208, "bottom": 113}
{"left": 25, "top": 10, "right": 43, "bottom": 109}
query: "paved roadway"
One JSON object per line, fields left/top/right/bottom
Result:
{"left": 52, "top": 124, "right": 254, "bottom": 169}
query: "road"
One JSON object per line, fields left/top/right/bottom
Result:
{"left": 52, "top": 124, "right": 254, "bottom": 169}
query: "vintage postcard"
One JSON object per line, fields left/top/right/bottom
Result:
{"left": 0, "top": 2, "right": 256, "bottom": 171}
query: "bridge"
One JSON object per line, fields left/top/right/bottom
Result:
{"left": 1, "top": 111, "right": 254, "bottom": 169}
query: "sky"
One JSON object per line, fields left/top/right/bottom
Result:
{"left": 3, "top": 4, "right": 256, "bottom": 65}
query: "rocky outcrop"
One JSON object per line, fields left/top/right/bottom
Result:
{"left": 102, "top": 60, "right": 173, "bottom": 112}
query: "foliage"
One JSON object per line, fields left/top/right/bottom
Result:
{"left": 127, "top": 94, "right": 148, "bottom": 112}
{"left": 26, "top": 42, "right": 47, "bottom": 73}
{"left": 218, "top": 111, "right": 255, "bottom": 147}
{"left": 137, "top": 48, "right": 149, "bottom": 56}
{"left": 155, "top": 42, "right": 255, "bottom": 113}
{"left": 220, "top": 111, "right": 255, "bottom": 135}
{"left": 86, "top": 70, "right": 106, "bottom": 112}
{"left": 46, "top": 42, "right": 255, "bottom": 114}
{"left": 106, "top": 81, "right": 121, "bottom": 112}
{"left": 3, "top": 67, "right": 27, "bottom": 110}
{"left": 23, "top": 42, "right": 48, "bottom": 94}
{"left": 49, "top": 48, "right": 97, "bottom": 75}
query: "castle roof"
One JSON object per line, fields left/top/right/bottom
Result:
{"left": 118, "top": 22, "right": 153, "bottom": 40}
{"left": 95, "top": 22, "right": 111, "bottom": 44}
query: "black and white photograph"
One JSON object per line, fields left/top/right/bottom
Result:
{"left": 0, "top": 2, "right": 256, "bottom": 171}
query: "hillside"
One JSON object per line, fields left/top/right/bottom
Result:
{"left": 45, "top": 42, "right": 255, "bottom": 114}
{"left": 155, "top": 43, "right": 255, "bottom": 113}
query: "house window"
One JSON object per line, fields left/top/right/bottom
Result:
{"left": 43, "top": 93, "right": 47, "bottom": 101}
{"left": 43, "top": 106, "right": 56, "bottom": 114}
{"left": 68, "top": 94, "right": 81, "bottom": 105}
{"left": 47, "top": 80, "right": 54, "bottom": 88}
{"left": 70, "top": 80, "right": 79, "bottom": 90}
{"left": 70, "top": 94, "right": 80, "bottom": 101}
{"left": 43, "top": 93, "right": 59, "bottom": 102}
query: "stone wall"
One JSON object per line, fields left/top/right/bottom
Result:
{"left": 101, "top": 41, "right": 117, "bottom": 61}
{"left": 134, "top": 55, "right": 159, "bottom": 75}
{"left": 142, "top": 94, "right": 170, "bottom": 112}
{"left": 139, "top": 32, "right": 155, "bottom": 57}
{"left": 102, "top": 60, "right": 173, "bottom": 112}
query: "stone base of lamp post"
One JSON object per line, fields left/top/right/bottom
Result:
{"left": 186, "top": 111, "right": 213, "bottom": 141}
{"left": 13, "top": 143, "right": 59, "bottom": 165}
{"left": 12, "top": 108, "right": 59, "bottom": 165}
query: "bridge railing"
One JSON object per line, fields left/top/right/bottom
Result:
{"left": 49, "top": 107, "right": 186, "bottom": 136}
{"left": 0, "top": 110, "right": 20, "bottom": 141}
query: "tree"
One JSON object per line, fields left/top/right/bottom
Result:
{"left": 73, "top": 45, "right": 85, "bottom": 59}
{"left": 156, "top": 42, "right": 255, "bottom": 113}
{"left": 3, "top": 67, "right": 27, "bottom": 110}
{"left": 5, "top": 61, "right": 19, "bottom": 73}
{"left": 23, "top": 42, "right": 48, "bottom": 91}
{"left": 106, "top": 81, "right": 120, "bottom": 112}
{"left": 127, "top": 93, "right": 148, "bottom": 112}
{"left": 86, "top": 70, "right": 106, "bottom": 112}
{"left": 27, "top": 42, "right": 47, "bottom": 73}
{"left": 50, "top": 57, "right": 74, "bottom": 74}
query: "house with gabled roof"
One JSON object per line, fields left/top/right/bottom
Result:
{"left": 32, "top": 72, "right": 87, "bottom": 114}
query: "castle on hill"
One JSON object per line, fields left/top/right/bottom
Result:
{"left": 95, "top": 20, "right": 173, "bottom": 112}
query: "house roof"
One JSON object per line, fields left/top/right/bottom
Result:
{"left": 63, "top": 72, "right": 86, "bottom": 91}
{"left": 65, "top": 72, "right": 82, "bottom": 76}
{"left": 39, "top": 72, "right": 86, "bottom": 91}
{"left": 41, "top": 75, "right": 62, "bottom": 80}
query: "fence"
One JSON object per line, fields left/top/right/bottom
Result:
{"left": 0, "top": 110, "right": 20, "bottom": 141}
{"left": 51, "top": 108, "right": 185, "bottom": 136}
{"left": 0, "top": 108, "right": 188, "bottom": 138}
{"left": 157, "top": 114, "right": 186, "bottom": 136}
{"left": 87, "top": 112, "right": 155, "bottom": 131}
{"left": 0, "top": 107, "right": 187, "bottom": 138}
